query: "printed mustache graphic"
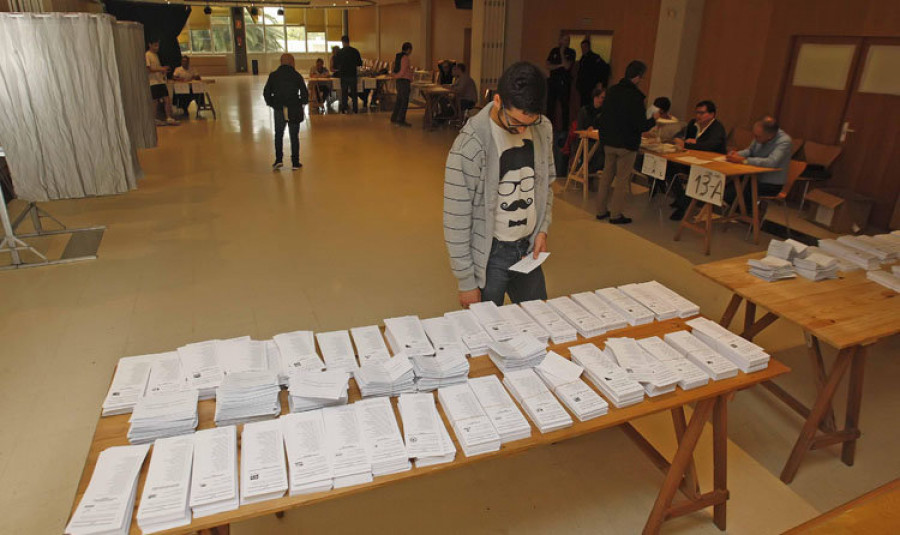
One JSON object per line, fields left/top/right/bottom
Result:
{"left": 500, "top": 198, "right": 534, "bottom": 211}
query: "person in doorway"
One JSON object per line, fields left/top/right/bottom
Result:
{"left": 309, "top": 58, "right": 331, "bottom": 105}
{"left": 724, "top": 116, "right": 792, "bottom": 208}
{"left": 443, "top": 61, "right": 554, "bottom": 307}
{"left": 545, "top": 34, "right": 576, "bottom": 130}
{"left": 575, "top": 37, "right": 610, "bottom": 109}
{"left": 391, "top": 42, "right": 414, "bottom": 127}
{"left": 263, "top": 53, "right": 309, "bottom": 170}
{"left": 146, "top": 39, "right": 178, "bottom": 126}
{"left": 450, "top": 62, "right": 478, "bottom": 117}
{"left": 335, "top": 35, "right": 362, "bottom": 114}
{"left": 172, "top": 56, "right": 204, "bottom": 114}
{"left": 575, "top": 86, "right": 606, "bottom": 172}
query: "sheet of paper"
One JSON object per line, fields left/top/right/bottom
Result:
{"left": 240, "top": 420, "right": 288, "bottom": 503}
{"left": 398, "top": 393, "right": 443, "bottom": 459}
{"left": 273, "top": 330, "right": 325, "bottom": 372}
{"left": 316, "top": 331, "right": 359, "bottom": 374}
{"left": 190, "top": 426, "right": 238, "bottom": 509}
{"left": 145, "top": 351, "right": 187, "bottom": 395}
{"left": 281, "top": 411, "right": 334, "bottom": 488}
{"left": 136, "top": 435, "right": 193, "bottom": 529}
{"left": 350, "top": 326, "right": 392, "bottom": 367}
{"left": 508, "top": 252, "right": 550, "bottom": 274}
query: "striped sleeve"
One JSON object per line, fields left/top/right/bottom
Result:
{"left": 444, "top": 131, "right": 484, "bottom": 291}
{"left": 540, "top": 125, "right": 555, "bottom": 234}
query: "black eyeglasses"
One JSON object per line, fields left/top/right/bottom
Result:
{"left": 500, "top": 104, "right": 542, "bottom": 133}
{"left": 498, "top": 177, "right": 535, "bottom": 196}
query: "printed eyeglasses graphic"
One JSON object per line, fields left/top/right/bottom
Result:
{"left": 498, "top": 176, "right": 535, "bottom": 197}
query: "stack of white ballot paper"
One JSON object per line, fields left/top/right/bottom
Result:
{"left": 350, "top": 326, "right": 392, "bottom": 367}
{"left": 128, "top": 389, "right": 199, "bottom": 444}
{"left": 535, "top": 351, "right": 608, "bottom": 421}
{"left": 503, "top": 368, "right": 573, "bottom": 432}
{"left": 322, "top": 405, "right": 373, "bottom": 488}
{"left": 273, "top": 330, "right": 326, "bottom": 377}
{"left": 216, "top": 338, "right": 269, "bottom": 374}
{"left": 444, "top": 309, "right": 492, "bottom": 356}
{"left": 468, "top": 375, "right": 531, "bottom": 442}
{"left": 838, "top": 235, "right": 895, "bottom": 261}
{"left": 487, "top": 333, "right": 547, "bottom": 372}
{"left": 617, "top": 283, "right": 678, "bottom": 321}
{"left": 190, "top": 426, "right": 239, "bottom": 517}
{"left": 469, "top": 301, "right": 518, "bottom": 342}
{"left": 355, "top": 397, "right": 411, "bottom": 475}
{"left": 636, "top": 336, "right": 709, "bottom": 390}
{"left": 520, "top": 299, "right": 579, "bottom": 343}
{"left": 422, "top": 317, "right": 468, "bottom": 355}
{"left": 767, "top": 238, "right": 804, "bottom": 261}
{"left": 102, "top": 354, "right": 153, "bottom": 416}
{"left": 263, "top": 341, "right": 288, "bottom": 386}
{"left": 687, "top": 317, "right": 770, "bottom": 372}
{"left": 354, "top": 352, "right": 417, "bottom": 397}
{"left": 398, "top": 392, "right": 456, "bottom": 466}
{"left": 867, "top": 269, "right": 900, "bottom": 293}
{"left": 315, "top": 330, "right": 360, "bottom": 375}
{"left": 793, "top": 251, "right": 839, "bottom": 281}
{"left": 595, "top": 287, "right": 656, "bottom": 326}
{"left": 65, "top": 444, "right": 150, "bottom": 535}
{"left": 240, "top": 420, "right": 288, "bottom": 505}
{"left": 383, "top": 315, "right": 436, "bottom": 357}
{"left": 288, "top": 369, "right": 349, "bottom": 412}
{"left": 664, "top": 330, "right": 738, "bottom": 380}
{"left": 177, "top": 340, "right": 227, "bottom": 399}
{"left": 747, "top": 256, "right": 796, "bottom": 281}
{"left": 214, "top": 371, "right": 282, "bottom": 426}
{"left": 437, "top": 383, "right": 502, "bottom": 456}
{"left": 872, "top": 233, "right": 900, "bottom": 254}
{"left": 411, "top": 350, "right": 470, "bottom": 391}
{"left": 547, "top": 296, "right": 608, "bottom": 338}
{"left": 818, "top": 239, "right": 880, "bottom": 270}
{"left": 604, "top": 338, "right": 679, "bottom": 397}
{"left": 639, "top": 281, "right": 701, "bottom": 318}
{"left": 497, "top": 304, "right": 551, "bottom": 343}
{"left": 570, "top": 291, "right": 629, "bottom": 332}
{"left": 145, "top": 351, "right": 188, "bottom": 396}
{"left": 568, "top": 343, "right": 645, "bottom": 408}
{"left": 136, "top": 435, "right": 193, "bottom": 534}
{"left": 280, "top": 410, "right": 334, "bottom": 495}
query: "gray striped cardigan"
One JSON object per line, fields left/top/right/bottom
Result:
{"left": 443, "top": 102, "right": 555, "bottom": 292}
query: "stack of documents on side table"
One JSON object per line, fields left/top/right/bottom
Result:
{"left": 568, "top": 343, "right": 645, "bottom": 407}
{"left": 136, "top": 435, "right": 193, "bottom": 534}
{"left": 502, "top": 368, "right": 573, "bottom": 433}
{"left": 547, "top": 296, "right": 609, "bottom": 338}
{"left": 398, "top": 393, "right": 457, "bottom": 467}
{"left": 240, "top": 419, "right": 288, "bottom": 505}
{"left": 350, "top": 326, "right": 392, "bottom": 367}
{"left": 322, "top": 405, "right": 373, "bottom": 488}
{"left": 214, "top": 371, "right": 282, "bottom": 426}
{"left": 468, "top": 375, "right": 531, "bottom": 442}
{"left": 190, "top": 426, "right": 239, "bottom": 517}
{"left": 535, "top": 351, "right": 608, "bottom": 421}
{"left": 872, "top": 233, "right": 900, "bottom": 254}
{"left": 604, "top": 337, "right": 679, "bottom": 397}
{"left": 128, "top": 389, "right": 199, "bottom": 444}
{"left": 595, "top": 287, "right": 656, "bottom": 326}
{"left": 747, "top": 256, "right": 796, "bottom": 281}
{"left": 355, "top": 397, "right": 411, "bottom": 476}
{"left": 216, "top": 338, "right": 269, "bottom": 375}
{"left": 102, "top": 354, "right": 154, "bottom": 416}
{"left": 767, "top": 238, "right": 807, "bottom": 261}
{"left": 520, "top": 299, "right": 579, "bottom": 343}
{"left": 66, "top": 444, "right": 150, "bottom": 535}
{"left": 636, "top": 336, "right": 709, "bottom": 390}
{"left": 486, "top": 333, "right": 547, "bottom": 372}
{"left": 177, "top": 339, "right": 227, "bottom": 399}
{"left": 315, "top": 330, "right": 360, "bottom": 375}
{"left": 287, "top": 369, "right": 349, "bottom": 412}
{"left": 838, "top": 235, "right": 895, "bottom": 261}
{"left": 867, "top": 269, "right": 900, "bottom": 293}
{"left": 411, "top": 350, "right": 470, "bottom": 391}
{"left": 617, "top": 283, "right": 678, "bottom": 321}
{"left": 281, "top": 410, "right": 334, "bottom": 495}
{"left": 354, "top": 352, "right": 417, "bottom": 397}
{"left": 793, "top": 251, "right": 839, "bottom": 281}
{"left": 384, "top": 315, "right": 436, "bottom": 357}
{"left": 469, "top": 301, "right": 518, "bottom": 342}
{"left": 664, "top": 330, "right": 738, "bottom": 380}
{"left": 438, "top": 383, "right": 503, "bottom": 456}
{"left": 497, "top": 304, "right": 551, "bottom": 343}
{"left": 445, "top": 309, "right": 493, "bottom": 356}
{"left": 687, "top": 317, "right": 770, "bottom": 373}
{"left": 570, "top": 291, "right": 630, "bottom": 331}
{"left": 819, "top": 239, "right": 880, "bottom": 270}
{"left": 273, "top": 330, "right": 326, "bottom": 379}
{"left": 145, "top": 351, "right": 187, "bottom": 396}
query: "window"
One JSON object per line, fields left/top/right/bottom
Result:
{"left": 266, "top": 26, "right": 286, "bottom": 52}
{"left": 286, "top": 26, "right": 307, "bottom": 53}
{"left": 179, "top": 7, "right": 233, "bottom": 55}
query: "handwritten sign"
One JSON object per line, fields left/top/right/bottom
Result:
{"left": 641, "top": 153, "right": 667, "bottom": 180}
{"left": 686, "top": 165, "right": 726, "bottom": 206}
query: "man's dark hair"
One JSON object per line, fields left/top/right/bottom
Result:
{"left": 624, "top": 60, "right": 647, "bottom": 80}
{"left": 401, "top": 42, "right": 412, "bottom": 53}
{"left": 455, "top": 62, "right": 467, "bottom": 73}
{"left": 341, "top": 35, "right": 350, "bottom": 43}
{"left": 653, "top": 97, "right": 671, "bottom": 112}
{"left": 758, "top": 116, "right": 779, "bottom": 135}
{"left": 592, "top": 86, "right": 605, "bottom": 98}
{"left": 148, "top": 37, "right": 160, "bottom": 46}
{"left": 581, "top": 38, "right": 590, "bottom": 46}
{"left": 696, "top": 100, "right": 717, "bottom": 114}
{"left": 497, "top": 61, "right": 546, "bottom": 115}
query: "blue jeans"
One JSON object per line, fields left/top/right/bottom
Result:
{"left": 481, "top": 237, "right": 547, "bottom": 305}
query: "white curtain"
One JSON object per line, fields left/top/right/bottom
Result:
{"left": 0, "top": 13, "right": 142, "bottom": 202}
{"left": 113, "top": 21, "right": 156, "bottom": 151}
{"left": 6, "top": 0, "right": 44, "bottom": 13}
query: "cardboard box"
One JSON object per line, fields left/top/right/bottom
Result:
{"left": 803, "top": 187, "right": 874, "bottom": 234}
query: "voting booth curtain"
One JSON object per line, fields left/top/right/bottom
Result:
{"left": 0, "top": 13, "right": 154, "bottom": 202}
{"left": 104, "top": 0, "right": 191, "bottom": 72}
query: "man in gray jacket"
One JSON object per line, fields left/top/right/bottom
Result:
{"left": 443, "top": 62, "right": 554, "bottom": 308}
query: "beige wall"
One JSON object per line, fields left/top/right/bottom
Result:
{"left": 431, "top": 0, "right": 471, "bottom": 64}
{"left": 348, "top": 6, "right": 379, "bottom": 60}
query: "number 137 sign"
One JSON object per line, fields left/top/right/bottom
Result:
{"left": 686, "top": 165, "right": 726, "bottom": 206}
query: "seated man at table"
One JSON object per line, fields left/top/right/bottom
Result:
{"left": 724, "top": 115, "right": 792, "bottom": 209}
{"left": 172, "top": 56, "right": 204, "bottom": 113}
{"left": 450, "top": 63, "right": 478, "bottom": 115}
{"left": 575, "top": 87, "right": 606, "bottom": 172}
{"left": 309, "top": 58, "right": 332, "bottom": 104}
{"left": 669, "top": 100, "right": 728, "bottom": 220}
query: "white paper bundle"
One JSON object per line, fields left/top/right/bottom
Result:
{"left": 438, "top": 383, "right": 502, "bottom": 457}
{"left": 497, "top": 304, "right": 551, "bottom": 343}
{"left": 819, "top": 239, "right": 880, "bottom": 270}
{"left": 635, "top": 281, "right": 701, "bottom": 318}
{"left": 486, "top": 333, "right": 546, "bottom": 373}
{"left": 519, "top": 299, "right": 579, "bottom": 343}
{"left": 617, "top": 283, "right": 679, "bottom": 321}
{"left": 190, "top": 426, "right": 239, "bottom": 517}
{"left": 136, "top": 435, "right": 193, "bottom": 534}
{"left": 469, "top": 301, "right": 518, "bottom": 342}
{"left": 686, "top": 317, "right": 770, "bottom": 373}
{"left": 747, "top": 256, "right": 796, "bottom": 281}
{"left": 867, "top": 269, "right": 900, "bottom": 293}
{"left": 595, "top": 287, "right": 655, "bottom": 326}
{"left": 177, "top": 340, "right": 225, "bottom": 400}
{"left": 468, "top": 375, "right": 531, "bottom": 442}
{"left": 145, "top": 351, "right": 188, "bottom": 396}
{"left": 273, "top": 330, "right": 326, "bottom": 376}
{"left": 216, "top": 338, "right": 269, "bottom": 375}
{"left": 663, "top": 330, "right": 738, "bottom": 380}
{"left": 288, "top": 370, "right": 350, "bottom": 412}
{"left": 128, "top": 389, "right": 199, "bottom": 444}
{"left": 354, "top": 353, "right": 417, "bottom": 397}
{"left": 315, "top": 330, "right": 360, "bottom": 375}
{"left": 546, "top": 296, "right": 608, "bottom": 338}
{"left": 604, "top": 337, "right": 679, "bottom": 396}
{"left": 384, "top": 315, "right": 436, "bottom": 357}
{"left": 240, "top": 419, "right": 289, "bottom": 505}
{"left": 793, "top": 251, "right": 839, "bottom": 281}
{"left": 350, "top": 325, "right": 392, "bottom": 367}
{"left": 570, "top": 291, "right": 630, "bottom": 332}
{"left": 636, "top": 336, "right": 709, "bottom": 390}
{"left": 837, "top": 235, "right": 894, "bottom": 261}
{"left": 355, "top": 397, "right": 411, "bottom": 476}
{"left": 322, "top": 405, "right": 373, "bottom": 488}
{"left": 411, "top": 349, "right": 470, "bottom": 392}
{"left": 281, "top": 410, "right": 334, "bottom": 495}
{"left": 444, "top": 309, "right": 493, "bottom": 356}
{"left": 535, "top": 351, "right": 608, "bottom": 421}
{"left": 398, "top": 393, "right": 455, "bottom": 465}
{"left": 568, "top": 343, "right": 645, "bottom": 408}
{"left": 214, "top": 370, "right": 282, "bottom": 426}
{"left": 102, "top": 354, "right": 154, "bottom": 416}
{"left": 264, "top": 340, "right": 289, "bottom": 386}
{"left": 502, "top": 368, "right": 573, "bottom": 433}
{"left": 421, "top": 316, "right": 469, "bottom": 356}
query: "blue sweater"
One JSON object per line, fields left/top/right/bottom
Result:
{"left": 737, "top": 129, "right": 792, "bottom": 185}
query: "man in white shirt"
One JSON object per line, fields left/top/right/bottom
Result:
{"left": 172, "top": 56, "right": 204, "bottom": 114}
{"left": 146, "top": 39, "right": 178, "bottom": 126}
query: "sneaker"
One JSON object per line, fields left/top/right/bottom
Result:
{"left": 165, "top": 117, "right": 180, "bottom": 125}
{"left": 609, "top": 215, "right": 633, "bottom": 225}
{"left": 595, "top": 211, "right": 610, "bottom": 221}
{"left": 292, "top": 162, "right": 302, "bottom": 170}
{"left": 398, "top": 121, "right": 412, "bottom": 128}
{"left": 272, "top": 161, "right": 283, "bottom": 170}
{"left": 669, "top": 209, "right": 685, "bottom": 221}
{"left": 155, "top": 119, "right": 166, "bottom": 126}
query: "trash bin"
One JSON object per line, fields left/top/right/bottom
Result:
{"left": 251, "top": 59, "right": 259, "bottom": 75}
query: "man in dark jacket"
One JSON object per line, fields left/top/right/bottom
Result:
{"left": 335, "top": 35, "right": 363, "bottom": 114}
{"left": 545, "top": 35, "right": 575, "bottom": 131}
{"left": 669, "top": 100, "right": 728, "bottom": 220}
{"left": 263, "top": 53, "right": 309, "bottom": 170}
{"left": 575, "top": 38, "right": 610, "bottom": 109}
{"left": 595, "top": 60, "right": 657, "bottom": 224}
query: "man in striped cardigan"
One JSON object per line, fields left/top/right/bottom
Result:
{"left": 443, "top": 62, "right": 555, "bottom": 308}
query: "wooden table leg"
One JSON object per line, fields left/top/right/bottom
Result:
{"left": 703, "top": 204, "right": 713, "bottom": 255}
{"left": 719, "top": 294, "right": 743, "bottom": 328}
{"left": 713, "top": 396, "right": 727, "bottom": 530}
{"left": 199, "top": 526, "right": 230, "bottom": 535}
{"left": 674, "top": 199, "right": 700, "bottom": 241}
{"left": 743, "top": 301, "right": 756, "bottom": 335}
{"left": 808, "top": 336, "right": 837, "bottom": 433}
{"left": 741, "top": 312, "right": 778, "bottom": 341}
{"left": 751, "top": 177, "right": 760, "bottom": 244}
{"left": 841, "top": 346, "right": 867, "bottom": 466}
{"left": 672, "top": 407, "right": 701, "bottom": 499}
{"left": 275, "top": 511, "right": 285, "bottom": 519}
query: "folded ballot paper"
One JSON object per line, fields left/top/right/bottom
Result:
{"left": 687, "top": 317, "right": 770, "bottom": 373}
{"left": 604, "top": 337, "right": 679, "bottom": 397}
{"left": 867, "top": 269, "right": 900, "bottom": 293}
{"left": 273, "top": 330, "right": 326, "bottom": 377}
{"left": 635, "top": 281, "right": 702, "bottom": 318}
{"left": 767, "top": 238, "right": 808, "bottom": 261}
{"left": 469, "top": 301, "right": 518, "bottom": 342}
{"left": 322, "top": 405, "right": 373, "bottom": 488}
{"left": 214, "top": 370, "right": 282, "bottom": 427}
{"left": 547, "top": 296, "right": 609, "bottom": 338}
{"left": 136, "top": 435, "right": 193, "bottom": 534}
{"left": 636, "top": 336, "right": 709, "bottom": 390}
{"left": 240, "top": 419, "right": 289, "bottom": 506}
{"left": 519, "top": 299, "right": 579, "bottom": 343}
{"left": 190, "top": 426, "right": 239, "bottom": 517}
{"left": 568, "top": 343, "right": 645, "bottom": 408}
{"left": 497, "top": 304, "right": 551, "bottom": 343}
{"left": 793, "top": 251, "right": 839, "bottom": 281}
{"left": 384, "top": 315, "right": 436, "bottom": 357}
{"left": 819, "top": 239, "right": 880, "bottom": 271}
{"left": 350, "top": 325, "right": 392, "bottom": 368}
{"left": 487, "top": 333, "right": 547, "bottom": 373}
{"left": 216, "top": 338, "right": 270, "bottom": 375}
{"left": 617, "top": 283, "right": 678, "bottom": 321}
{"left": 422, "top": 316, "right": 469, "bottom": 356}
{"left": 355, "top": 397, "right": 411, "bottom": 476}
{"left": 570, "top": 291, "right": 630, "bottom": 332}
{"left": 535, "top": 351, "right": 608, "bottom": 421}
{"left": 468, "top": 375, "right": 532, "bottom": 442}
{"left": 872, "top": 233, "right": 900, "bottom": 255}
{"left": 281, "top": 410, "right": 334, "bottom": 495}
{"left": 263, "top": 340, "right": 289, "bottom": 386}
{"left": 411, "top": 350, "right": 470, "bottom": 392}
{"left": 145, "top": 351, "right": 188, "bottom": 396}
{"left": 66, "top": 444, "right": 150, "bottom": 535}
{"left": 354, "top": 352, "right": 417, "bottom": 397}
{"left": 747, "top": 255, "right": 796, "bottom": 281}
{"left": 288, "top": 369, "right": 349, "bottom": 412}
{"left": 438, "top": 383, "right": 503, "bottom": 457}
{"left": 398, "top": 393, "right": 457, "bottom": 467}
{"left": 838, "top": 235, "right": 895, "bottom": 261}
{"left": 664, "top": 330, "right": 738, "bottom": 380}
{"left": 102, "top": 354, "right": 155, "bottom": 416}
{"left": 595, "top": 287, "right": 656, "bottom": 326}
{"left": 127, "top": 389, "right": 199, "bottom": 444}
{"left": 444, "top": 309, "right": 493, "bottom": 357}
{"left": 503, "top": 368, "right": 573, "bottom": 433}
{"left": 316, "top": 330, "right": 360, "bottom": 376}
{"left": 177, "top": 339, "right": 227, "bottom": 400}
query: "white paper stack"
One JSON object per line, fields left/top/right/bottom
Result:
{"left": 568, "top": 343, "right": 645, "bottom": 408}
{"left": 468, "top": 375, "right": 531, "bottom": 442}
{"left": 444, "top": 309, "right": 493, "bottom": 357}
{"left": 190, "top": 426, "right": 239, "bottom": 517}
{"left": 273, "top": 330, "right": 326, "bottom": 379}
{"left": 819, "top": 239, "right": 880, "bottom": 270}
{"left": 894, "top": 265, "right": 900, "bottom": 277}
{"left": 595, "top": 287, "right": 656, "bottom": 326}
{"left": 214, "top": 371, "right": 282, "bottom": 426}
{"left": 350, "top": 326, "right": 392, "bottom": 367}
{"left": 287, "top": 370, "right": 350, "bottom": 412}
{"left": 469, "top": 301, "right": 518, "bottom": 342}
{"left": 838, "top": 235, "right": 894, "bottom": 261}
{"left": 520, "top": 299, "right": 579, "bottom": 343}
{"left": 502, "top": 368, "right": 573, "bottom": 433}
{"left": 687, "top": 317, "right": 770, "bottom": 373}
{"left": 177, "top": 340, "right": 225, "bottom": 399}
{"left": 281, "top": 410, "right": 334, "bottom": 495}
{"left": 384, "top": 315, "right": 436, "bottom": 357}
{"left": 747, "top": 256, "right": 796, "bottom": 281}
{"left": 102, "top": 355, "right": 153, "bottom": 416}
{"left": 793, "top": 251, "right": 839, "bottom": 281}
{"left": 354, "top": 397, "right": 411, "bottom": 476}
{"left": 635, "top": 281, "right": 701, "bottom": 318}
{"left": 354, "top": 353, "right": 417, "bottom": 397}
{"left": 535, "top": 351, "right": 608, "bottom": 421}
{"left": 617, "top": 283, "right": 679, "bottom": 321}
{"left": 604, "top": 337, "right": 679, "bottom": 397}
{"left": 664, "top": 330, "right": 739, "bottom": 380}
{"left": 422, "top": 316, "right": 469, "bottom": 356}
{"left": 767, "top": 238, "right": 797, "bottom": 261}
{"left": 322, "top": 405, "right": 373, "bottom": 488}
{"left": 497, "top": 304, "right": 551, "bottom": 343}
{"left": 216, "top": 338, "right": 269, "bottom": 375}
{"left": 128, "top": 389, "right": 199, "bottom": 444}
{"left": 136, "top": 435, "right": 193, "bottom": 534}
{"left": 867, "top": 269, "right": 900, "bottom": 293}
{"left": 65, "top": 444, "right": 150, "bottom": 535}
{"left": 570, "top": 291, "right": 630, "bottom": 331}
{"left": 411, "top": 350, "right": 470, "bottom": 392}
{"left": 636, "top": 336, "right": 709, "bottom": 390}
{"left": 145, "top": 351, "right": 188, "bottom": 396}
{"left": 547, "top": 296, "right": 608, "bottom": 338}
{"left": 486, "top": 333, "right": 547, "bottom": 372}
{"left": 240, "top": 419, "right": 288, "bottom": 505}
{"left": 264, "top": 341, "right": 288, "bottom": 386}
{"left": 438, "top": 383, "right": 502, "bottom": 456}
{"left": 316, "top": 330, "right": 360, "bottom": 376}
{"left": 398, "top": 393, "right": 457, "bottom": 467}
{"left": 872, "top": 233, "right": 900, "bottom": 255}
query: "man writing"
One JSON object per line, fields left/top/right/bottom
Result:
{"left": 335, "top": 35, "right": 362, "bottom": 114}
{"left": 545, "top": 35, "right": 575, "bottom": 130}
{"left": 725, "top": 116, "right": 793, "bottom": 207}
{"left": 263, "top": 54, "right": 308, "bottom": 171}
{"left": 575, "top": 38, "right": 609, "bottom": 109}
{"left": 444, "top": 62, "right": 554, "bottom": 307}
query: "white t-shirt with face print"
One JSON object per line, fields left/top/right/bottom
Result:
{"left": 490, "top": 120, "right": 536, "bottom": 242}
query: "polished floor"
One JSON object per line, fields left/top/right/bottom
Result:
{"left": 1, "top": 76, "right": 897, "bottom": 534}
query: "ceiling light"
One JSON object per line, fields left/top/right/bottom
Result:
{"left": 203, "top": 5, "right": 211, "bottom": 14}
{"left": 277, "top": 7, "right": 284, "bottom": 15}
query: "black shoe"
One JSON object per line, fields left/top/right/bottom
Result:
{"left": 595, "top": 211, "right": 610, "bottom": 221}
{"left": 669, "top": 209, "right": 685, "bottom": 221}
{"left": 272, "top": 161, "right": 283, "bottom": 170}
{"left": 398, "top": 121, "right": 412, "bottom": 128}
{"left": 292, "top": 162, "right": 302, "bottom": 170}
{"left": 610, "top": 215, "right": 633, "bottom": 225}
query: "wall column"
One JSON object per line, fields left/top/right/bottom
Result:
{"left": 471, "top": 0, "right": 506, "bottom": 93}
{"left": 420, "top": 0, "right": 433, "bottom": 69}
{"left": 647, "top": 0, "right": 705, "bottom": 118}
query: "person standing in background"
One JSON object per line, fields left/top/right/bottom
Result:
{"left": 545, "top": 35, "right": 575, "bottom": 131}
{"left": 575, "top": 38, "right": 609, "bottom": 109}
{"left": 335, "top": 35, "right": 362, "bottom": 114}
{"left": 391, "top": 42, "right": 414, "bottom": 127}
{"left": 173, "top": 56, "right": 203, "bottom": 114}
{"left": 146, "top": 39, "right": 178, "bottom": 126}
{"left": 263, "top": 54, "right": 309, "bottom": 171}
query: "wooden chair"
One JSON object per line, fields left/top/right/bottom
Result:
{"left": 790, "top": 138, "right": 804, "bottom": 157}
{"left": 798, "top": 141, "right": 843, "bottom": 211}
{"left": 754, "top": 160, "right": 807, "bottom": 238}
{"left": 729, "top": 126, "right": 754, "bottom": 151}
